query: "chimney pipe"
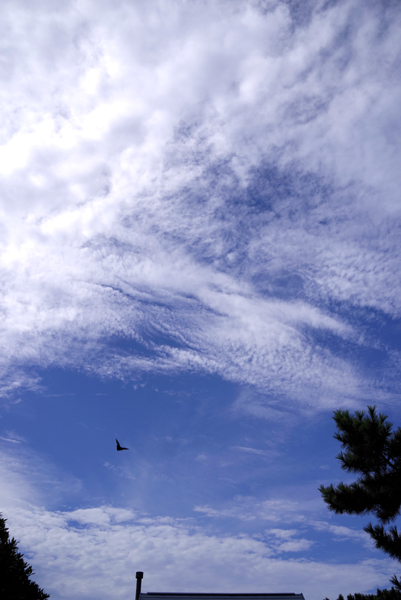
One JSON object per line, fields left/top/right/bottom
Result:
{"left": 135, "top": 571, "right": 144, "bottom": 600}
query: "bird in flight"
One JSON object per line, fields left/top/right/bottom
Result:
{"left": 116, "top": 439, "right": 129, "bottom": 451}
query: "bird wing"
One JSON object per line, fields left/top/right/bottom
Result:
{"left": 116, "top": 438, "right": 122, "bottom": 450}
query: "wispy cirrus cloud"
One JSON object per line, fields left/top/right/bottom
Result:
{"left": 0, "top": 0, "right": 400, "bottom": 414}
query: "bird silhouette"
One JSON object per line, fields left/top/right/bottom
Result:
{"left": 116, "top": 439, "right": 129, "bottom": 451}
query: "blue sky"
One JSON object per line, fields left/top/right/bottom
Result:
{"left": 1, "top": 0, "right": 401, "bottom": 598}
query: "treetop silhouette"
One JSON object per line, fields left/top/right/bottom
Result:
{"left": 0, "top": 513, "right": 49, "bottom": 599}
{"left": 319, "top": 405, "right": 401, "bottom": 590}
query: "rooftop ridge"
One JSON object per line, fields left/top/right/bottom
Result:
{"left": 143, "top": 594, "right": 302, "bottom": 597}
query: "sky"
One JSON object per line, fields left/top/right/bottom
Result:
{"left": 0, "top": 0, "right": 401, "bottom": 598}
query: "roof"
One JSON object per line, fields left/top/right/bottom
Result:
{"left": 141, "top": 594, "right": 305, "bottom": 600}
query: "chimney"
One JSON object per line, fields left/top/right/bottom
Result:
{"left": 135, "top": 571, "right": 144, "bottom": 600}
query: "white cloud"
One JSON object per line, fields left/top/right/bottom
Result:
{"left": 192, "top": 494, "right": 382, "bottom": 552}
{"left": 3, "top": 503, "right": 395, "bottom": 600}
{"left": 276, "top": 539, "right": 314, "bottom": 553}
{"left": 265, "top": 529, "right": 315, "bottom": 553}
{"left": 0, "top": 429, "right": 25, "bottom": 443}
{"left": 268, "top": 528, "right": 299, "bottom": 539}
{"left": 103, "top": 461, "right": 137, "bottom": 481}
{"left": 0, "top": 0, "right": 399, "bottom": 411}
{"left": 311, "top": 520, "right": 373, "bottom": 548}
{"left": 194, "top": 495, "right": 318, "bottom": 523}
{"left": 0, "top": 447, "right": 394, "bottom": 600}
{"left": 0, "top": 444, "right": 82, "bottom": 510}
{"left": 230, "top": 446, "right": 277, "bottom": 458}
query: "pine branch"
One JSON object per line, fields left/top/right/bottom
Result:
{"left": 319, "top": 481, "right": 377, "bottom": 516}
{"left": 365, "top": 524, "right": 401, "bottom": 562}
{"left": 390, "top": 576, "right": 401, "bottom": 592}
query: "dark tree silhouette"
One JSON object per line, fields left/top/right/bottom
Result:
{"left": 319, "top": 406, "right": 401, "bottom": 590}
{"left": 116, "top": 438, "right": 129, "bottom": 451}
{"left": 324, "top": 590, "right": 401, "bottom": 600}
{"left": 0, "top": 513, "right": 49, "bottom": 599}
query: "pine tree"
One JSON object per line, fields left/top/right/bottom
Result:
{"left": 0, "top": 513, "right": 49, "bottom": 599}
{"left": 319, "top": 406, "right": 401, "bottom": 590}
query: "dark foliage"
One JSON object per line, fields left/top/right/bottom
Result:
{"left": 324, "top": 588, "right": 401, "bottom": 600}
{"left": 0, "top": 513, "right": 49, "bottom": 599}
{"left": 319, "top": 406, "right": 401, "bottom": 592}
